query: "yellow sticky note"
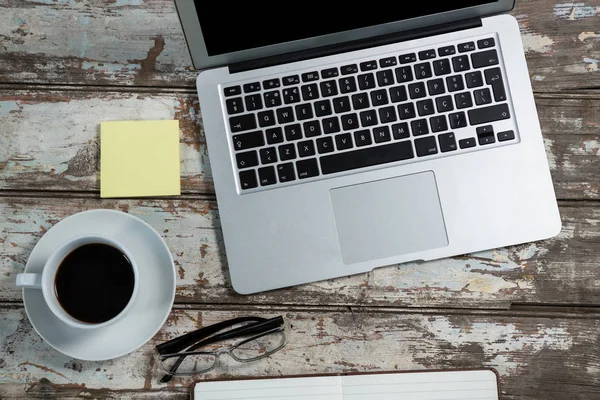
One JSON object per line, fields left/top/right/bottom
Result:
{"left": 100, "top": 120, "right": 181, "bottom": 198}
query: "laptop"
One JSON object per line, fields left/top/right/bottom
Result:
{"left": 174, "top": 0, "right": 561, "bottom": 294}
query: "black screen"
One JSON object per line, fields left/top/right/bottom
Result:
{"left": 196, "top": 1, "right": 497, "bottom": 56}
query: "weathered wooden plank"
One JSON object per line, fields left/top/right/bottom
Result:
{"left": 0, "top": 0, "right": 598, "bottom": 91}
{"left": 1, "top": 307, "right": 599, "bottom": 399}
{"left": 2, "top": 197, "right": 599, "bottom": 308}
{"left": 1, "top": 90, "right": 600, "bottom": 199}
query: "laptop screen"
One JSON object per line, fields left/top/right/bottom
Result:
{"left": 195, "top": 1, "right": 498, "bottom": 56}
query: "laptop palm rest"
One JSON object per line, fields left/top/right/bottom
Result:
{"left": 330, "top": 171, "right": 448, "bottom": 265}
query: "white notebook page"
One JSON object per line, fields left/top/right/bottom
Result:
{"left": 193, "top": 370, "right": 499, "bottom": 400}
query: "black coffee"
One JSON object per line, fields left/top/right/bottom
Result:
{"left": 54, "top": 243, "right": 135, "bottom": 324}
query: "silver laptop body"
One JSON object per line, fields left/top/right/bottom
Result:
{"left": 175, "top": 0, "right": 561, "bottom": 294}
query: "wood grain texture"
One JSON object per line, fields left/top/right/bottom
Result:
{"left": 1, "top": 307, "right": 599, "bottom": 399}
{"left": 0, "top": 0, "right": 598, "bottom": 91}
{"left": 2, "top": 197, "right": 600, "bottom": 308}
{"left": 2, "top": 89, "right": 600, "bottom": 200}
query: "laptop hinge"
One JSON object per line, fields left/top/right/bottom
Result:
{"left": 229, "top": 17, "right": 482, "bottom": 74}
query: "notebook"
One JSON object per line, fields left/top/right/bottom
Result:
{"left": 191, "top": 369, "right": 501, "bottom": 399}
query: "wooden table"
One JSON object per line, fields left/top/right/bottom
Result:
{"left": 1, "top": 1, "right": 599, "bottom": 399}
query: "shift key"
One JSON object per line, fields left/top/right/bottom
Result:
{"left": 468, "top": 103, "right": 510, "bottom": 125}
{"left": 229, "top": 114, "right": 257, "bottom": 132}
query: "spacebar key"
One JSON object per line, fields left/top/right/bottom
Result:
{"left": 320, "top": 141, "right": 414, "bottom": 175}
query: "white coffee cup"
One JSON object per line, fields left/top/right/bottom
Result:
{"left": 16, "top": 234, "right": 139, "bottom": 330}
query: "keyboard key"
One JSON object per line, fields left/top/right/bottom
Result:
{"left": 492, "top": 79, "right": 507, "bottom": 102}
{"left": 335, "top": 133, "right": 353, "bottom": 150}
{"left": 320, "top": 141, "right": 414, "bottom": 175}
{"left": 379, "top": 57, "right": 397, "bottom": 67}
{"left": 472, "top": 49, "right": 499, "bottom": 68}
{"left": 436, "top": 95, "right": 454, "bottom": 113}
{"left": 389, "top": 86, "right": 408, "bottom": 102}
{"left": 399, "top": 53, "right": 417, "bottom": 64}
{"left": 398, "top": 102, "right": 416, "bottom": 120}
{"left": 320, "top": 80, "right": 338, "bottom": 97}
{"left": 477, "top": 125, "right": 494, "bottom": 135}
{"left": 283, "top": 75, "right": 300, "bottom": 86}
{"left": 376, "top": 69, "right": 395, "bottom": 86}
{"left": 427, "top": 78, "right": 445, "bottom": 96}
{"left": 452, "top": 55, "right": 470, "bottom": 72}
{"left": 419, "top": 49, "right": 436, "bottom": 60}
{"left": 317, "top": 136, "right": 335, "bottom": 154}
{"left": 414, "top": 63, "right": 433, "bottom": 79}
{"left": 239, "top": 169, "right": 257, "bottom": 190}
{"left": 352, "top": 93, "right": 370, "bottom": 110}
{"left": 430, "top": 115, "right": 448, "bottom": 133}
{"left": 224, "top": 85, "right": 241, "bottom": 97}
{"left": 484, "top": 67, "right": 503, "bottom": 85}
{"left": 266, "top": 127, "right": 284, "bottom": 144}
{"left": 301, "top": 83, "right": 319, "bottom": 101}
{"left": 392, "top": 122, "right": 410, "bottom": 139}
{"left": 465, "top": 71, "right": 484, "bottom": 88}
{"left": 301, "top": 71, "right": 319, "bottom": 82}
{"left": 259, "top": 147, "right": 278, "bottom": 164}
{"left": 411, "top": 119, "right": 429, "bottom": 136}
{"left": 276, "top": 107, "right": 294, "bottom": 124}
{"left": 245, "top": 94, "right": 263, "bottom": 111}
{"left": 333, "top": 96, "right": 351, "bottom": 113}
{"left": 417, "top": 99, "right": 435, "bottom": 116}
{"left": 458, "top": 41, "right": 476, "bottom": 52}
{"left": 438, "top": 132, "right": 457, "bottom": 152}
{"left": 284, "top": 124, "right": 302, "bottom": 141}
{"left": 449, "top": 111, "right": 468, "bottom": 129}
{"left": 358, "top": 73, "right": 376, "bottom": 90}
{"left": 415, "top": 136, "right": 438, "bottom": 157}
{"left": 454, "top": 92, "right": 473, "bottom": 109}
{"left": 474, "top": 88, "right": 493, "bottom": 105}
{"left": 230, "top": 114, "right": 257, "bottom": 133}
{"left": 498, "top": 130, "right": 515, "bottom": 142}
{"left": 243, "top": 82, "right": 261, "bottom": 93}
{"left": 314, "top": 100, "right": 332, "bottom": 117}
{"left": 296, "top": 158, "right": 320, "bottom": 179}
{"left": 438, "top": 45, "right": 456, "bottom": 56}
{"left": 459, "top": 137, "right": 476, "bottom": 149}
{"left": 263, "top": 79, "right": 280, "bottom": 89}
{"left": 226, "top": 98, "right": 244, "bottom": 114}
{"left": 295, "top": 103, "right": 313, "bottom": 120}
{"left": 477, "top": 125, "right": 495, "bottom": 145}
{"left": 298, "top": 140, "right": 316, "bottom": 157}
{"left": 322, "top": 117, "right": 341, "bottom": 134}
{"left": 468, "top": 103, "right": 510, "bottom": 125}
{"left": 408, "top": 82, "right": 426, "bottom": 99}
{"left": 341, "top": 113, "right": 359, "bottom": 130}
{"left": 236, "top": 150, "right": 258, "bottom": 169}
{"left": 371, "top": 89, "right": 389, "bottom": 106}
{"left": 433, "top": 59, "right": 451, "bottom": 76}
{"left": 395, "top": 66, "right": 413, "bottom": 83}
{"left": 233, "top": 130, "right": 264, "bottom": 151}
{"left": 354, "top": 129, "right": 372, "bottom": 147}
{"left": 341, "top": 64, "right": 358, "bottom": 75}
{"left": 378, "top": 106, "right": 397, "bottom": 123}
{"left": 264, "top": 91, "right": 282, "bottom": 107}
{"left": 279, "top": 143, "right": 297, "bottom": 160}
{"left": 321, "top": 68, "right": 339, "bottom": 78}
{"left": 373, "top": 126, "right": 391, "bottom": 143}
{"left": 277, "top": 163, "right": 296, "bottom": 182}
{"left": 360, "top": 60, "right": 378, "bottom": 71}
{"left": 258, "top": 166, "right": 276, "bottom": 186}
{"left": 257, "top": 110, "right": 276, "bottom": 127}
{"left": 283, "top": 87, "right": 300, "bottom": 104}
{"left": 478, "top": 37, "right": 495, "bottom": 49}
{"left": 446, "top": 75, "right": 464, "bottom": 92}
{"left": 339, "top": 76, "right": 357, "bottom": 93}
{"left": 360, "top": 110, "right": 378, "bottom": 127}
{"left": 303, "top": 120, "right": 322, "bottom": 137}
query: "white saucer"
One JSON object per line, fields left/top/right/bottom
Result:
{"left": 22, "top": 209, "right": 176, "bottom": 361}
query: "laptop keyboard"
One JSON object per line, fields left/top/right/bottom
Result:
{"left": 223, "top": 35, "right": 518, "bottom": 191}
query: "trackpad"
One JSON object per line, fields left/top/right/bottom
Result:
{"left": 330, "top": 171, "right": 448, "bottom": 264}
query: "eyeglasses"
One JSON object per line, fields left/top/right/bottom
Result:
{"left": 156, "top": 316, "right": 286, "bottom": 383}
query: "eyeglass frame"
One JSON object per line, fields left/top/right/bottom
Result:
{"left": 156, "top": 316, "right": 286, "bottom": 383}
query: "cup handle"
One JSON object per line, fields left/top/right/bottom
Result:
{"left": 16, "top": 273, "right": 43, "bottom": 289}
